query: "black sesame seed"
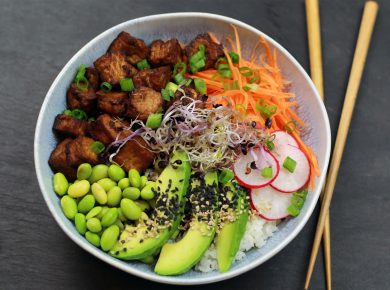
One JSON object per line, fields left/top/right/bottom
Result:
{"left": 265, "top": 118, "right": 272, "bottom": 128}
{"left": 250, "top": 161, "right": 257, "bottom": 169}
{"left": 251, "top": 121, "right": 257, "bottom": 127}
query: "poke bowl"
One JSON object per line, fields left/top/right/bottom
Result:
{"left": 34, "top": 12, "right": 331, "bottom": 285}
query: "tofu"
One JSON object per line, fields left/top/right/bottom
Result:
{"left": 113, "top": 137, "right": 155, "bottom": 173}
{"left": 185, "top": 34, "right": 224, "bottom": 70}
{"left": 94, "top": 52, "right": 137, "bottom": 86}
{"left": 66, "top": 83, "right": 97, "bottom": 114}
{"left": 48, "top": 138, "right": 76, "bottom": 180}
{"left": 53, "top": 114, "right": 89, "bottom": 138}
{"left": 148, "top": 39, "right": 183, "bottom": 67}
{"left": 66, "top": 136, "right": 100, "bottom": 167}
{"left": 89, "top": 114, "right": 130, "bottom": 145}
{"left": 96, "top": 91, "right": 128, "bottom": 116}
{"left": 86, "top": 67, "right": 100, "bottom": 90}
{"left": 126, "top": 86, "right": 163, "bottom": 122}
{"left": 108, "top": 31, "right": 149, "bottom": 65}
{"left": 133, "top": 66, "right": 172, "bottom": 91}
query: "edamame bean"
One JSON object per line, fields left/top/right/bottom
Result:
{"left": 128, "top": 169, "right": 141, "bottom": 188}
{"left": 101, "top": 208, "right": 118, "bottom": 227}
{"left": 91, "top": 183, "right": 107, "bottom": 205}
{"left": 77, "top": 163, "right": 92, "bottom": 180}
{"left": 97, "top": 206, "right": 109, "bottom": 219}
{"left": 77, "top": 195, "right": 95, "bottom": 214}
{"left": 88, "top": 164, "right": 109, "bottom": 183}
{"left": 135, "top": 200, "right": 150, "bottom": 212}
{"left": 100, "top": 225, "right": 120, "bottom": 251}
{"left": 53, "top": 173, "right": 69, "bottom": 196}
{"left": 67, "top": 180, "right": 90, "bottom": 198}
{"left": 75, "top": 213, "right": 87, "bottom": 235}
{"left": 122, "top": 187, "right": 140, "bottom": 200}
{"left": 86, "top": 217, "right": 102, "bottom": 233}
{"left": 85, "top": 231, "right": 100, "bottom": 247}
{"left": 120, "top": 198, "right": 142, "bottom": 220}
{"left": 115, "top": 219, "right": 124, "bottom": 230}
{"left": 97, "top": 178, "right": 116, "bottom": 192}
{"left": 118, "top": 178, "right": 130, "bottom": 190}
{"left": 107, "top": 186, "right": 122, "bottom": 207}
{"left": 108, "top": 164, "right": 126, "bottom": 182}
{"left": 140, "top": 182, "right": 155, "bottom": 200}
{"left": 60, "top": 195, "right": 78, "bottom": 219}
{"left": 140, "top": 176, "right": 148, "bottom": 189}
{"left": 117, "top": 208, "right": 126, "bottom": 222}
{"left": 86, "top": 206, "right": 102, "bottom": 219}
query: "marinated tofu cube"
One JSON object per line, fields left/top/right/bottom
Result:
{"left": 108, "top": 31, "right": 149, "bottom": 65}
{"left": 97, "top": 91, "right": 128, "bottom": 116}
{"left": 66, "top": 83, "right": 97, "bottom": 114}
{"left": 48, "top": 138, "right": 76, "bottom": 180}
{"left": 86, "top": 67, "right": 100, "bottom": 90}
{"left": 132, "top": 66, "right": 171, "bottom": 91}
{"left": 126, "top": 86, "right": 163, "bottom": 122}
{"left": 89, "top": 114, "right": 130, "bottom": 145}
{"left": 148, "top": 39, "right": 183, "bottom": 67}
{"left": 53, "top": 114, "right": 89, "bottom": 138}
{"left": 66, "top": 136, "right": 100, "bottom": 167}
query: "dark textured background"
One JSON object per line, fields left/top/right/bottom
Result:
{"left": 0, "top": 0, "right": 389, "bottom": 289}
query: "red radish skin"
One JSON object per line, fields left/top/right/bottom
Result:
{"left": 271, "top": 145, "right": 311, "bottom": 193}
{"left": 250, "top": 186, "right": 291, "bottom": 220}
{"left": 233, "top": 148, "right": 280, "bottom": 189}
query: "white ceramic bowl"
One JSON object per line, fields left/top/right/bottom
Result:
{"left": 34, "top": 12, "right": 331, "bottom": 285}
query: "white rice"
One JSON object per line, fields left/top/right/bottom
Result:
{"left": 195, "top": 215, "right": 278, "bottom": 272}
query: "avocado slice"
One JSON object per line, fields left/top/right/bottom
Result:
{"left": 110, "top": 150, "right": 190, "bottom": 260}
{"left": 154, "top": 171, "right": 218, "bottom": 275}
{"left": 216, "top": 182, "right": 249, "bottom": 272}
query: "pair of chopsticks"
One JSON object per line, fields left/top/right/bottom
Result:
{"left": 304, "top": 1, "right": 378, "bottom": 290}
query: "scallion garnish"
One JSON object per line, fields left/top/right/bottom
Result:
{"left": 287, "top": 189, "right": 308, "bottom": 216}
{"left": 283, "top": 156, "right": 297, "bottom": 173}
{"left": 90, "top": 141, "right": 105, "bottom": 155}
{"left": 120, "top": 78, "right": 134, "bottom": 92}
{"left": 239, "top": 66, "right": 253, "bottom": 77}
{"left": 218, "top": 169, "right": 234, "bottom": 184}
{"left": 161, "top": 89, "right": 171, "bottom": 101}
{"left": 74, "top": 64, "right": 86, "bottom": 82}
{"left": 249, "top": 74, "right": 260, "bottom": 84}
{"left": 76, "top": 76, "right": 89, "bottom": 91}
{"left": 266, "top": 140, "right": 275, "bottom": 151}
{"left": 243, "top": 83, "right": 259, "bottom": 92}
{"left": 189, "top": 45, "right": 206, "bottom": 73}
{"left": 173, "top": 62, "right": 187, "bottom": 76}
{"left": 146, "top": 113, "right": 163, "bottom": 129}
{"left": 261, "top": 166, "right": 273, "bottom": 178}
{"left": 255, "top": 99, "right": 277, "bottom": 119}
{"left": 284, "top": 121, "right": 296, "bottom": 133}
{"left": 161, "top": 82, "right": 178, "bottom": 101}
{"left": 63, "top": 109, "right": 72, "bottom": 116}
{"left": 194, "top": 78, "right": 207, "bottom": 94}
{"left": 136, "top": 59, "right": 150, "bottom": 70}
{"left": 174, "top": 73, "right": 185, "bottom": 85}
{"left": 66, "top": 109, "right": 88, "bottom": 120}
{"left": 184, "top": 79, "right": 193, "bottom": 87}
{"left": 100, "top": 82, "right": 112, "bottom": 93}
{"left": 228, "top": 51, "right": 239, "bottom": 64}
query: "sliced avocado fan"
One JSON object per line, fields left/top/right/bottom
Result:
{"left": 110, "top": 150, "right": 191, "bottom": 260}
{"left": 154, "top": 171, "right": 219, "bottom": 275}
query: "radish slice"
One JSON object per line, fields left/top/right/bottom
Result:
{"left": 250, "top": 186, "right": 291, "bottom": 220}
{"left": 233, "top": 147, "right": 280, "bottom": 189}
{"left": 271, "top": 130, "right": 298, "bottom": 154}
{"left": 271, "top": 145, "right": 310, "bottom": 193}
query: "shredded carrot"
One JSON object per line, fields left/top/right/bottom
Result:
{"left": 196, "top": 28, "right": 320, "bottom": 189}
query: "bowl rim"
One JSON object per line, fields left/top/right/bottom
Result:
{"left": 34, "top": 12, "right": 331, "bottom": 285}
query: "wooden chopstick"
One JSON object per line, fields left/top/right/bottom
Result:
{"left": 304, "top": 1, "right": 379, "bottom": 289}
{"left": 304, "top": 1, "right": 332, "bottom": 289}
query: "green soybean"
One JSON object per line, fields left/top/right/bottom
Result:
{"left": 140, "top": 182, "right": 155, "bottom": 200}
{"left": 140, "top": 176, "right": 148, "bottom": 189}
{"left": 120, "top": 198, "right": 142, "bottom": 220}
{"left": 53, "top": 173, "right": 69, "bottom": 196}
{"left": 88, "top": 164, "right": 109, "bottom": 183}
{"left": 117, "top": 208, "right": 126, "bottom": 222}
{"left": 86, "top": 206, "right": 102, "bottom": 219}
{"left": 60, "top": 195, "right": 78, "bottom": 219}
{"left": 77, "top": 195, "right": 95, "bottom": 214}
{"left": 108, "top": 164, "right": 126, "bottom": 182}
{"left": 75, "top": 213, "right": 87, "bottom": 235}
{"left": 77, "top": 163, "right": 92, "bottom": 180}
{"left": 101, "top": 208, "right": 118, "bottom": 227}
{"left": 100, "top": 225, "right": 120, "bottom": 251}
{"left": 107, "top": 186, "right": 122, "bottom": 207}
{"left": 118, "top": 178, "right": 130, "bottom": 190}
{"left": 128, "top": 169, "right": 141, "bottom": 188}
{"left": 97, "top": 206, "right": 109, "bottom": 219}
{"left": 67, "top": 180, "right": 90, "bottom": 198}
{"left": 97, "top": 178, "right": 117, "bottom": 192}
{"left": 135, "top": 200, "right": 150, "bottom": 212}
{"left": 87, "top": 217, "right": 102, "bottom": 233}
{"left": 115, "top": 219, "right": 124, "bottom": 230}
{"left": 91, "top": 183, "right": 108, "bottom": 205}
{"left": 85, "top": 231, "right": 100, "bottom": 247}
{"left": 122, "top": 187, "right": 140, "bottom": 200}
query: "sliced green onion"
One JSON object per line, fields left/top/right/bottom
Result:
{"left": 173, "top": 73, "right": 185, "bottom": 85}
{"left": 189, "top": 45, "right": 206, "bottom": 73}
{"left": 90, "top": 141, "right": 105, "bottom": 155}
{"left": 146, "top": 113, "right": 163, "bottom": 129}
{"left": 161, "top": 89, "right": 171, "bottom": 101}
{"left": 173, "top": 62, "right": 187, "bottom": 76}
{"left": 288, "top": 189, "right": 308, "bottom": 216}
{"left": 255, "top": 99, "right": 277, "bottom": 119}
{"left": 243, "top": 83, "right": 259, "bottom": 92}
{"left": 249, "top": 74, "right": 260, "bottom": 84}
{"left": 239, "top": 66, "right": 253, "bottom": 77}
{"left": 287, "top": 204, "right": 300, "bottom": 217}
{"left": 215, "top": 57, "right": 228, "bottom": 67}
{"left": 219, "top": 68, "right": 232, "bottom": 79}
{"left": 136, "top": 59, "right": 150, "bottom": 70}
{"left": 228, "top": 52, "right": 240, "bottom": 64}
{"left": 218, "top": 169, "right": 234, "bottom": 184}
{"left": 76, "top": 76, "right": 89, "bottom": 91}
{"left": 63, "top": 109, "right": 72, "bottom": 116}
{"left": 184, "top": 79, "right": 193, "bottom": 87}
{"left": 166, "top": 82, "right": 178, "bottom": 93}
{"left": 266, "top": 140, "right": 275, "bottom": 151}
{"left": 267, "top": 134, "right": 276, "bottom": 142}
{"left": 261, "top": 166, "right": 273, "bottom": 178}
{"left": 74, "top": 64, "right": 86, "bottom": 82}
{"left": 100, "top": 82, "right": 112, "bottom": 93}
{"left": 194, "top": 78, "right": 207, "bottom": 94}
{"left": 120, "top": 78, "right": 134, "bottom": 92}
{"left": 283, "top": 156, "right": 297, "bottom": 173}
{"left": 70, "top": 109, "right": 88, "bottom": 120}
{"left": 285, "top": 121, "right": 296, "bottom": 133}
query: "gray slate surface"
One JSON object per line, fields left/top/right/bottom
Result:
{"left": 0, "top": 0, "right": 389, "bottom": 289}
